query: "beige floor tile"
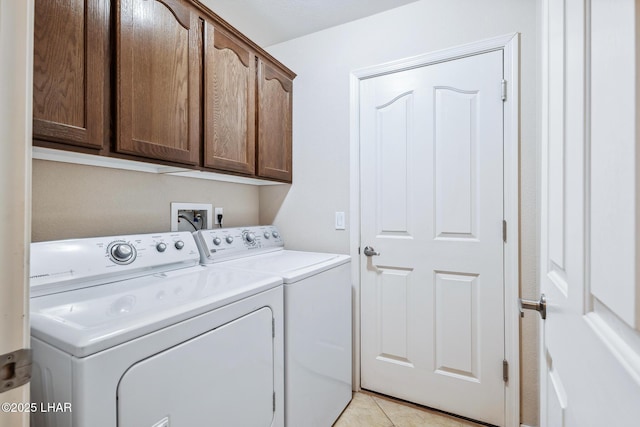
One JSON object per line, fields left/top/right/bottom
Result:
{"left": 372, "top": 395, "right": 464, "bottom": 427}
{"left": 335, "top": 392, "right": 488, "bottom": 427}
{"left": 333, "top": 392, "right": 394, "bottom": 427}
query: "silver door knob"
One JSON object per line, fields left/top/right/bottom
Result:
{"left": 363, "top": 246, "right": 380, "bottom": 257}
{"left": 519, "top": 294, "right": 546, "bottom": 319}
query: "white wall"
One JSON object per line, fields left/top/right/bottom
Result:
{"left": 260, "top": 0, "right": 539, "bottom": 424}
{"left": 0, "top": 0, "right": 33, "bottom": 425}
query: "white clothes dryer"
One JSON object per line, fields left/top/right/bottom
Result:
{"left": 194, "top": 226, "right": 352, "bottom": 427}
{"left": 29, "top": 231, "right": 284, "bottom": 427}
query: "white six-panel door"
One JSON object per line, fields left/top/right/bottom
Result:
{"left": 359, "top": 50, "right": 505, "bottom": 426}
{"left": 540, "top": 0, "right": 640, "bottom": 426}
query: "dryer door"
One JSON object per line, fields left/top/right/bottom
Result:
{"left": 117, "top": 307, "right": 275, "bottom": 427}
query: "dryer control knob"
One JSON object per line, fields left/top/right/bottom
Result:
{"left": 263, "top": 232, "right": 270, "bottom": 239}
{"left": 245, "top": 232, "right": 256, "bottom": 243}
{"left": 225, "top": 236, "right": 234, "bottom": 244}
{"left": 213, "top": 237, "right": 222, "bottom": 246}
{"left": 156, "top": 243, "right": 167, "bottom": 252}
{"left": 174, "top": 240, "right": 185, "bottom": 250}
{"left": 272, "top": 231, "right": 280, "bottom": 238}
{"left": 111, "top": 243, "right": 134, "bottom": 262}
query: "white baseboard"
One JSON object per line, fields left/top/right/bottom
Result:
{"left": 521, "top": 424, "right": 536, "bottom": 427}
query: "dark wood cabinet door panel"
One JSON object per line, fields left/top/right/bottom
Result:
{"left": 257, "top": 60, "right": 293, "bottom": 182}
{"left": 203, "top": 24, "right": 256, "bottom": 174}
{"left": 117, "top": 0, "right": 201, "bottom": 165}
{"left": 33, "top": 0, "right": 108, "bottom": 149}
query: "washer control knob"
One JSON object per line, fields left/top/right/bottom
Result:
{"left": 156, "top": 243, "right": 167, "bottom": 252}
{"left": 225, "top": 236, "right": 234, "bottom": 244}
{"left": 112, "top": 243, "right": 134, "bottom": 262}
{"left": 174, "top": 240, "right": 185, "bottom": 250}
{"left": 272, "top": 231, "right": 279, "bottom": 238}
{"left": 264, "top": 231, "right": 271, "bottom": 239}
{"left": 245, "top": 232, "right": 256, "bottom": 243}
{"left": 213, "top": 237, "right": 222, "bottom": 246}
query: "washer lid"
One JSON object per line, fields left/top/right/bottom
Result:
{"left": 220, "top": 250, "right": 351, "bottom": 283}
{"left": 30, "top": 266, "right": 282, "bottom": 357}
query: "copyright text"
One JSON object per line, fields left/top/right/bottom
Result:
{"left": 1, "top": 402, "right": 72, "bottom": 413}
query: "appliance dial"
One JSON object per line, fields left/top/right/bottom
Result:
{"left": 263, "top": 232, "right": 270, "bottom": 239}
{"left": 156, "top": 242, "right": 167, "bottom": 252}
{"left": 225, "top": 236, "right": 234, "bottom": 244}
{"left": 111, "top": 243, "right": 135, "bottom": 263}
{"left": 174, "top": 240, "right": 185, "bottom": 250}
{"left": 244, "top": 232, "right": 256, "bottom": 244}
{"left": 213, "top": 237, "right": 222, "bottom": 246}
{"left": 272, "top": 231, "right": 279, "bottom": 238}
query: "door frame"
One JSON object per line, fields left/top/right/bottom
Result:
{"left": 0, "top": 0, "right": 33, "bottom": 425}
{"left": 349, "top": 33, "right": 521, "bottom": 427}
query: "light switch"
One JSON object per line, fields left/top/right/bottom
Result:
{"left": 335, "top": 212, "right": 346, "bottom": 230}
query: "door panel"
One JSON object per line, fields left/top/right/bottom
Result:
{"left": 377, "top": 92, "right": 411, "bottom": 234}
{"left": 434, "top": 88, "right": 478, "bottom": 239}
{"left": 435, "top": 272, "right": 478, "bottom": 380}
{"left": 377, "top": 268, "right": 412, "bottom": 365}
{"left": 360, "top": 51, "right": 504, "bottom": 426}
{"left": 540, "top": 0, "right": 640, "bottom": 426}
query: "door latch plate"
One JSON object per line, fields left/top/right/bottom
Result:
{"left": 1, "top": 349, "right": 32, "bottom": 393}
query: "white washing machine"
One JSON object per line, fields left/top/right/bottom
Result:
{"left": 29, "top": 231, "right": 284, "bottom": 427}
{"left": 193, "top": 226, "right": 352, "bottom": 427}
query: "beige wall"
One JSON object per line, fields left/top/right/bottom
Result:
{"left": 261, "top": 0, "right": 539, "bottom": 425}
{"left": 32, "top": 160, "right": 260, "bottom": 242}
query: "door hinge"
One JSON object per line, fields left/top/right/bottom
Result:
{"left": 503, "top": 360, "right": 509, "bottom": 383}
{"left": 273, "top": 391, "right": 276, "bottom": 412}
{"left": 272, "top": 318, "right": 275, "bottom": 338}
{"left": 1, "top": 349, "right": 32, "bottom": 394}
{"left": 502, "top": 220, "right": 507, "bottom": 242}
{"left": 501, "top": 79, "right": 507, "bottom": 101}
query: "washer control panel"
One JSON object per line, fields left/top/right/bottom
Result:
{"left": 30, "top": 232, "right": 200, "bottom": 296}
{"left": 193, "top": 226, "right": 284, "bottom": 263}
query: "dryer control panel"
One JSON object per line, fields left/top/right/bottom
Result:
{"left": 194, "top": 226, "right": 284, "bottom": 264}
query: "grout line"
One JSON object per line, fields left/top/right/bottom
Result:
{"left": 367, "top": 393, "right": 397, "bottom": 427}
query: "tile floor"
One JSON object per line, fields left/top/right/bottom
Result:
{"left": 333, "top": 391, "right": 486, "bottom": 427}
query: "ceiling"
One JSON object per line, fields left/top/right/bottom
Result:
{"left": 199, "top": 0, "right": 420, "bottom": 46}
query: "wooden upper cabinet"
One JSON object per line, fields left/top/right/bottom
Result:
{"left": 116, "top": 0, "right": 201, "bottom": 165}
{"left": 257, "top": 60, "right": 293, "bottom": 182}
{"left": 203, "top": 23, "right": 256, "bottom": 174}
{"left": 33, "top": 0, "right": 108, "bottom": 149}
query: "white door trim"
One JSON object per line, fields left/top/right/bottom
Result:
{"left": 0, "top": 0, "right": 34, "bottom": 425}
{"left": 349, "top": 33, "right": 521, "bottom": 427}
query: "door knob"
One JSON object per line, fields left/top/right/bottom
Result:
{"left": 363, "top": 246, "right": 380, "bottom": 257}
{"left": 519, "top": 294, "right": 546, "bottom": 319}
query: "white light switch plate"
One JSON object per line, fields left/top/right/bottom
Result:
{"left": 335, "top": 211, "right": 346, "bottom": 230}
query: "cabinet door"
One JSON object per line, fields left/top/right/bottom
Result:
{"left": 33, "top": 0, "right": 108, "bottom": 149}
{"left": 117, "top": 0, "right": 201, "bottom": 165}
{"left": 204, "top": 24, "right": 256, "bottom": 175}
{"left": 257, "top": 60, "right": 293, "bottom": 182}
